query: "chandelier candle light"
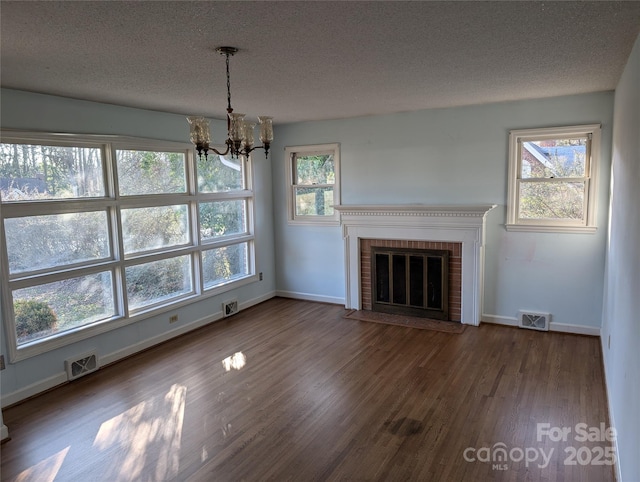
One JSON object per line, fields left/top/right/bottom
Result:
{"left": 187, "top": 46, "right": 273, "bottom": 160}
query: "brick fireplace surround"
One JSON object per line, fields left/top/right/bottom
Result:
{"left": 335, "top": 205, "right": 496, "bottom": 326}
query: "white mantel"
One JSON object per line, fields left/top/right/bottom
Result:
{"left": 335, "top": 204, "right": 497, "bottom": 326}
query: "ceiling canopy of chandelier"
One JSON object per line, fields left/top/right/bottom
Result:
{"left": 187, "top": 46, "right": 273, "bottom": 160}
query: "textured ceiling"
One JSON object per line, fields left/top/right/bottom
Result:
{"left": 1, "top": 1, "right": 639, "bottom": 124}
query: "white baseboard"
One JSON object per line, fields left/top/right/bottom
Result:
{"left": 240, "top": 291, "right": 277, "bottom": 310}
{"left": 1, "top": 423, "right": 9, "bottom": 441}
{"left": 481, "top": 314, "right": 518, "bottom": 326}
{"left": 482, "top": 314, "right": 600, "bottom": 336}
{"left": 1, "top": 371, "right": 68, "bottom": 408}
{"left": 549, "top": 322, "right": 600, "bottom": 337}
{"left": 1, "top": 291, "right": 277, "bottom": 408}
{"left": 276, "top": 290, "right": 345, "bottom": 305}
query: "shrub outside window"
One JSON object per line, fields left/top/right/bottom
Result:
{"left": 506, "top": 124, "right": 601, "bottom": 233}
{"left": 0, "top": 132, "right": 255, "bottom": 361}
{"left": 285, "top": 143, "right": 340, "bottom": 225}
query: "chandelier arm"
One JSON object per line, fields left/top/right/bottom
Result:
{"left": 240, "top": 144, "right": 271, "bottom": 159}
{"left": 243, "top": 145, "right": 266, "bottom": 154}
{"left": 209, "top": 144, "right": 231, "bottom": 157}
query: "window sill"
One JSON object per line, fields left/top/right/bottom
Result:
{"left": 288, "top": 218, "right": 340, "bottom": 226}
{"left": 506, "top": 223, "right": 597, "bottom": 234}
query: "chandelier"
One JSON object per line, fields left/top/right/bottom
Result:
{"left": 187, "top": 46, "right": 273, "bottom": 160}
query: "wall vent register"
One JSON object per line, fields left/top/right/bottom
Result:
{"left": 518, "top": 311, "right": 551, "bottom": 331}
{"left": 65, "top": 351, "right": 98, "bottom": 381}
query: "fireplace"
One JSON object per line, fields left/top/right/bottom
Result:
{"left": 336, "top": 204, "right": 496, "bottom": 326}
{"left": 362, "top": 240, "right": 461, "bottom": 321}
{"left": 372, "top": 246, "right": 449, "bottom": 319}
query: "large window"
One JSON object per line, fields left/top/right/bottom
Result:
{"left": 0, "top": 132, "right": 255, "bottom": 361}
{"left": 506, "top": 124, "right": 601, "bottom": 233}
{"left": 285, "top": 143, "right": 340, "bottom": 225}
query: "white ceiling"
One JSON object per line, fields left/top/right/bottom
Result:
{"left": 1, "top": 1, "right": 639, "bottom": 125}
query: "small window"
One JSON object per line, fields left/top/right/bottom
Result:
{"left": 121, "top": 204, "right": 190, "bottom": 254}
{"left": 202, "top": 242, "right": 250, "bottom": 289}
{"left": 116, "top": 149, "right": 187, "bottom": 195}
{"left": 125, "top": 255, "right": 194, "bottom": 311}
{"left": 0, "top": 143, "right": 106, "bottom": 201}
{"left": 506, "top": 124, "right": 601, "bottom": 233}
{"left": 199, "top": 200, "right": 248, "bottom": 241}
{"left": 285, "top": 143, "right": 340, "bottom": 224}
{"left": 12, "top": 272, "right": 116, "bottom": 345}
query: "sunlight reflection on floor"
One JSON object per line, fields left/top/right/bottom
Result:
{"left": 14, "top": 446, "right": 69, "bottom": 482}
{"left": 92, "top": 383, "right": 187, "bottom": 481}
{"left": 221, "top": 351, "right": 246, "bottom": 372}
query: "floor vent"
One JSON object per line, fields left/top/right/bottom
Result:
{"left": 518, "top": 311, "right": 550, "bottom": 331}
{"left": 65, "top": 351, "right": 98, "bottom": 381}
{"left": 223, "top": 300, "right": 239, "bottom": 318}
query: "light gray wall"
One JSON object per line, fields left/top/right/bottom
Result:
{"left": 271, "top": 93, "right": 613, "bottom": 329}
{"left": 601, "top": 34, "right": 640, "bottom": 482}
{"left": 0, "top": 89, "right": 276, "bottom": 404}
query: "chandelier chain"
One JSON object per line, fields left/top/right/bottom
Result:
{"left": 225, "top": 52, "right": 232, "bottom": 112}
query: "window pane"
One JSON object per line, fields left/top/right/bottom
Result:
{"left": 519, "top": 181, "right": 585, "bottom": 220}
{"left": 116, "top": 150, "right": 186, "bottom": 195}
{"left": 521, "top": 138, "right": 587, "bottom": 179}
{"left": 126, "top": 255, "right": 192, "bottom": 310}
{"left": 121, "top": 205, "right": 189, "bottom": 254}
{"left": 12, "top": 271, "right": 115, "bottom": 346}
{"left": 5, "top": 211, "right": 110, "bottom": 274}
{"left": 202, "top": 243, "right": 249, "bottom": 289}
{"left": 199, "top": 200, "right": 247, "bottom": 241}
{"left": 295, "top": 187, "right": 334, "bottom": 216}
{"left": 197, "top": 154, "right": 244, "bottom": 192}
{"left": 295, "top": 154, "right": 335, "bottom": 185}
{"left": 0, "top": 143, "right": 105, "bottom": 201}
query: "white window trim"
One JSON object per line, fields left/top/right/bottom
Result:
{"left": 506, "top": 124, "right": 601, "bottom": 233}
{"left": 285, "top": 143, "right": 341, "bottom": 225}
{"left": 0, "top": 130, "right": 257, "bottom": 362}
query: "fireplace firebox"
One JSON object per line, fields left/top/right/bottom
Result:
{"left": 371, "top": 247, "right": 449, "bottom": 320}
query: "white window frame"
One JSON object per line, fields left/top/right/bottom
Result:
{"left": 0, "top": 130, "right": 256, "bottom": 362}
{"left": 285, "top": 143, "right": 340, "bottom": 225}
{"left": 506, "top": 124, "right": 601, "bottom": 233}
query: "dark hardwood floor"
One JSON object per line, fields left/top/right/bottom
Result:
{"left": 0, "top": 298, "right": 614, "bottom": 481}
